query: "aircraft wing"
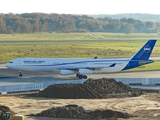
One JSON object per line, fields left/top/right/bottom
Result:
{"left": 59, "top": 63, "right": 116, "bottom": 70}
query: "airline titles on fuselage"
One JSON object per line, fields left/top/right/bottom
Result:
{"left": 23, "top": 61, "right": 45, "bottom": 64}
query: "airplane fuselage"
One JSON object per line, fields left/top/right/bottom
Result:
{"left": 5, "top": 58, "right": 153, "bottom": 73}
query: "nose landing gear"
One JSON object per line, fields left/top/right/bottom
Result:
{"left": 19, "top": 71, "right": 22, "bottom": 77}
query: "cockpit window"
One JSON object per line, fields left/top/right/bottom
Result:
{"left": 9, "top": 61, "right": 13, "bottom": 63}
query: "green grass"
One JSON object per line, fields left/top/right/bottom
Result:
{"left": 0, "top": 32, "right": 160, "bottom": 40}
{"left": 0, "top": 41, "right": 160, "bottom": 62}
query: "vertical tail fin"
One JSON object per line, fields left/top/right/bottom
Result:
{"left": 131, "top": 40, "right": 157, "bottom": 60}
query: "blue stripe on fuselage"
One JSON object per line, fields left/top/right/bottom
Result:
{"left": 22, "top": 59, "right": 131, "bottom": 67}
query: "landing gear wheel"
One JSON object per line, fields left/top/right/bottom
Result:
{"left": 19, "top": 74, "right": 22, "bottom": 77}
{"left": 76, "top": 74, "right": 79, "bottom": 77}
{"left": 79, "top": 75, "right": 83, "bottom": 79}
{"left": 83, "top": 75, "right": 87, "bottom": 79}
{"left": 19, "top": 71, "right": 22, "bottom": 77}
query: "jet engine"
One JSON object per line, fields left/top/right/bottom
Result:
{"left": 60, "top": 70, "right": 75, "bottom": 75}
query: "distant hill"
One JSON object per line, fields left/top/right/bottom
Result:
{"left": 89, "top": 13, "right": 160, "bottom": 22}
{"left": 0, "top": 13, "right": 160, "bottom": 33}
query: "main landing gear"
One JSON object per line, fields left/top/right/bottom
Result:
{"left": 19, "top": 71, "right": 22, "bottom": 77}
{"left": 76, "top": 74, "right": 87, "bottom": 79}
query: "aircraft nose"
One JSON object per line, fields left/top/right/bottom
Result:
{"left": 5, "top": 63, "right": 9, "bottom": 68}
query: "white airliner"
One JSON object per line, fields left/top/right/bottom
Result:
{"left": 5, "top": 40, "right": 156, "bottom": 79}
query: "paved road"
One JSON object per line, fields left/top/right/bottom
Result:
{"left": 0, "top": 68, "right": 159, "bottom": 86}
{"left": 0, "top": 40, "right": 154, "bottom": 43}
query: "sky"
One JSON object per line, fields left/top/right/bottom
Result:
{"left": 1, "top": 0, "right": 160, "bottom": 15}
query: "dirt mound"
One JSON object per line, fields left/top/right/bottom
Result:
{"left": 0, "top": 104, "right": 16, "bottom": 116}
{"left": 84, "top": 78, "right": 133, "bottom": 94}
{"left": 36, "top": 78, "right": 141, "bottom": 99}
{"left": 37, "top": 84, "right": 102, "bottom": 99}
{"left": 32, "top": 104, "right": 130, "bottom": 119}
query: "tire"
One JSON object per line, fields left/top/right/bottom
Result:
{"left": 76, "top": 74, "right": 79, "bottom": 77}
{"left": 19, "top": 74, "right": 22, "bottom": 77}
{"left": 83, "top": 75, "right": 87, "bottom": 79}
{"left": 79, "top": 75, "right": 83, "bottom": 79}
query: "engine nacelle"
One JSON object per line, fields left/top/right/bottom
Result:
{"left": 60, "top": 70, "right": 75, "bottom": 76}
{"left": 79, "top": 69, "right": 93, "bottom": 74}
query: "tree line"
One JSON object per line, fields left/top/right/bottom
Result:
{"left": 0, "top": 13, "right": 159, "bottom": 34}
{"left": 90, "top": 13, "right": 160, "bottom": 22}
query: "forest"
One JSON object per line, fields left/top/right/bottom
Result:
{"left": 90, "top": 13, "right": 160, "bottom": 22}
{"left": 0, "top": 13, "right": 160, "bottom": 33}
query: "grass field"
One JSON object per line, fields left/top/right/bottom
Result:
{"left": 0, "top": 41, "right": 159, "bottom": 61}
{"left": 0, "top": 32, "right": 160, "bottom": 40}
{"left": 1, "top": 41, "right": 160, "bottom": 61}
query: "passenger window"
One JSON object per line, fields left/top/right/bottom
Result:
{"left": 9, "top": 61, "right": 13, "bottom": 63}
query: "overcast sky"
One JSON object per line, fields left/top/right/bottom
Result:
{"left": 1, "top": 0, "right": 160, "bottom": 14}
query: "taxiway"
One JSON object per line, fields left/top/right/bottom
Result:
{"left": 0, "top": 67, "right": 160, "bottom": 86}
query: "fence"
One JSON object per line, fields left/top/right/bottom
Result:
{"left": 115, "top": 78, "right": 160, "bottom": 85}
{"left": 0, "top": 80, "right": 86, "bottom": 93}
{"left": 0, "top": 78, "right": 160, "bottom": 93}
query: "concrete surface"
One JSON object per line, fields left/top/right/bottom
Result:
{"left": 0, "top": 63, "right": 160, "bottom": 90}
{"left": 0, "top": 68, "right": 159, "bottom": 86}
{"left": 0, "top": 40, "right": 152, "bottom": 43}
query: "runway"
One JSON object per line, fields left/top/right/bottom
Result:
{"left": 0, "top": 39, "right": 153, "bottom": 43}
{"left": 0, "top": 67, "right": 160, "bottom": 86}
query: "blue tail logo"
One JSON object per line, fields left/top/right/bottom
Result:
{"left": 131, "top": 40, "right": 157, "bottom": 60}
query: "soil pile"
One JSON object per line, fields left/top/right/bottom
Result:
{"left": 84, "top": 78, "right": 132, "bottom": 94}
{"left": 36, "top": 84, "right": 102, "bottom": 99}
{"left": 36, "top": 78, "right": 141, "bottom": 99}
{"left": 32, "top": 104, "right": 130, "bottom": 119}
{"left": 0, "top": 104, "right": 16, "bottom": 116}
